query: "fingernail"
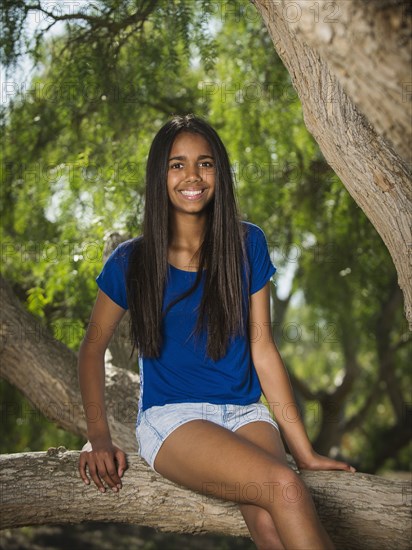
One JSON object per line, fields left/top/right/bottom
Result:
{"left": 117, "top": 483, "right": 122, "bottom": 489}
{"left": 100, "top": 487, "right": 105, "bottom": 493}
{"left": 112, "top": 487, "right": 118, "bottom": 493}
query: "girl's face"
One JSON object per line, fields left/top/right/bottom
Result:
{"left": 167, "top": 132, "right": 215, "bottom": 216}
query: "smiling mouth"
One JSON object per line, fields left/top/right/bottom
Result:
{"left": 179, "top": 189, "right": 206, "bottom": 200}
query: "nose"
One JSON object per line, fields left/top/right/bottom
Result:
{"left": 185, "top": 163, "right": 201, "bottom": 182}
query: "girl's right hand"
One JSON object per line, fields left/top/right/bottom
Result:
{"left": 79, "top": 439, "right": 127, "bottom": 493}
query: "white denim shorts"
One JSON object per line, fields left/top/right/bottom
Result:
{"left": 135, "top": 400, "right": 279, "bottom": 473}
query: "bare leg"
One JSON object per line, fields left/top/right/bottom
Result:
{"left": 154, "top": 420, "right": 334, "bottom": 550}
{"left": 238, "top": 504, "right": 284, "bottom": 550}
{"left": 236, "top": 422, "right": 287, "bottom": 550}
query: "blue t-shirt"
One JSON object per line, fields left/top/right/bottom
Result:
{"left": 96, "top": 222, "right": 276, "bottom": 412}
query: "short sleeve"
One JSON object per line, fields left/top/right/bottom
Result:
{"left": 96, "top": 241, "right": 132, "bottom": 310}
{"left": 244, "top": 223, "right": 276, "bottom": 295}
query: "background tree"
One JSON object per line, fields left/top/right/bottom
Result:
{"left": 1, "top": 0, "right": 410, "bottom": 545}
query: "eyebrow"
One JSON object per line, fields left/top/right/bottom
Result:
{"left": 168, "top": 154, "right": 214, "bottom": 161}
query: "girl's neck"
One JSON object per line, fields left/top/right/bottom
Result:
{"left": 169, "top": 211, "right": 207, "bottom": 250}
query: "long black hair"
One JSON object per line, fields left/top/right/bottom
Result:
{"left": 126, "top": 114, "right": 247, "bottom": 361}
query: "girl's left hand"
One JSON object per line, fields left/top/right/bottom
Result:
{"left": 296, "top": 449, "right": 356, "bottom": 473}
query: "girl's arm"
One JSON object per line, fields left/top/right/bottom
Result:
{"left": 78, "top": 290, "right": 128, "bottom": 492}
{"left": 249, "top": 282, "right": 355, "bottom": 472}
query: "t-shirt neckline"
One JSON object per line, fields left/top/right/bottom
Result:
{"left": 168, "top": 263, "right": 205, "bottom": 274}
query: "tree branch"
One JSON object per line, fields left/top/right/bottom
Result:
{"left": 344, "top": 380, "right": 382, "bottom": 432}
{"left": 23, "top": 1, "right": 157, "bottom": 32}
{"left": 0, "top": 448, "right": 410, "bottom": 550}
{"left": 377, "top": 286, "right": 406, "bottom": 417}
{"left": 0, "top": 275, "right": 140, "bottom": 453}
{"left": 288, "top": 372, "right": 318, "bottom": 401}
{"left": 253, "top": 0, "right": 412, "bottom": 329}
{"left": 6, "top": 0, "right": 159, "bottom": 68}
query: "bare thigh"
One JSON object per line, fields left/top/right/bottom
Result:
{"left": 153, "top": 420, "right": 331, "bottom": 550}
{"left": 153, "top": 419, "right": 297, "bottom": 509}
{"left": 235, "top": 422, "right": 288, "bottom": 549}
{"left": 235, "top": 421, "right": 288, "bottom": 465}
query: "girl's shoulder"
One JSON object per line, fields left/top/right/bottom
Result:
{"left": 240, "top": 221, "right": 268, "bottom": 249}
{"left": 109, "top": 235, "right": 143, "bottom": 260}
{"left": 241, "top": 220, "right": 265, "bottom": 236}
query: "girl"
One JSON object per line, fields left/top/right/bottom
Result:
{"left": 78, "top": 114, "right": 355, "bottom": 550}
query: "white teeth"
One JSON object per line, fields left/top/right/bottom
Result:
{"left": 180, "top": 189, "right": 203, "bottom": 196}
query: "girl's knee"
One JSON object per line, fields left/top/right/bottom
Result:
{"left": 264, "top": 465, "right": 308, "bottom": 509}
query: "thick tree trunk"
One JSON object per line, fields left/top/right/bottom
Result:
{"left": 253, "top": 0, "right": 412, "bottom": 328}
{"left": 0, "top": 449, "right": 410, "bottom": 550}
{"left": 0, "top": 276, "right": 140, "bottom": 453}
{"left": 269, "top": 0, "right": 411, "bottom": 163}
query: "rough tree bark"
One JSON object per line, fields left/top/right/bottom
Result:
{"left": 1, "top": 448, "right": 411, "bottom": 550}
{"left": 1, "top": 278, "right": 411, "bottom": 546}
{"left": 252, "top": 0, "right": 412, "bottom": 328}
{"left": 0, "top": 275, "right": 139, "bottom": 453}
